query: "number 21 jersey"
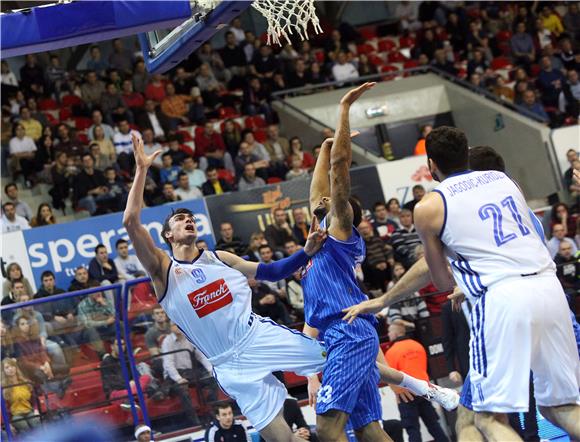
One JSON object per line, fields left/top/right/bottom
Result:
{"left": 433, "top": 170, "right": 555, "bottom": 301}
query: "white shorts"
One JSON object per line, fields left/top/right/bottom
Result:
{"left": 211, "top": 315, "right": 326, "bottom": 431}
{"left": 469, "top": 274, "right": 580, "bottom": 413}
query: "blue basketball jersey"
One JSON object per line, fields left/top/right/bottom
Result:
{"left": 301, "top": 216, "right": 377, "bottom": 332}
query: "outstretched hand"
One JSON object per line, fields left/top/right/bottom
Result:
{"left": 132, "top": 131, "right": 162, "bottom": 170}
{"left": 303, "top": 216, "right": 327, "bottom": 256}
{"left": 448, "top": 286, "right": 465, "bottom": 312}
{"left": 340, "top": 82, "right": 376, "bottom": 106}
{"left": 341, "top": 297, "right": 384, "bottom": 324}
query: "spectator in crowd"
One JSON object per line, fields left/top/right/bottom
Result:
{"left": 101, "top": 338, "right": 162, "bottom": 408}
{"left": 221, "top": 119, "right": 242, "bottom": 159}
{"left": 145, "top": 74, "right": 166, "bottom": 103}
{"left": 403, "top": 185, "right": 426, "bottom": 213}
{"left": 162, "top": 322, "right": 216, "bottom": 427}
{"left": 102, "top": 167, "right": 128, "bottom": 211}
{"left": 205, "top": 403, "right": 249, "bottom": 442}
{"left": 291, "top": 207, "right": 310, "bottom": 246}
{"left": 244, "top": 232, "right": 267, "bottom": 262}
{"left": 165, "top": 135, "right": 189, "bottom": 166}
{"left": 564, "top": 150, "right": 580, "bottom": 195}
{"left": 77, "top": 285, "right": 116, "bottom": 342}
{"left": 372, "top": 201, "right": 399, "bottom": 241}
{"left": 235, "top": 141, "right": 266, "bottom": 179}
{"left": 559, "top": 69, "right": 580, "bottom": 118}
{"left": 132, "top": 59, "right": 150, "bottom": 94}
{"left": 86, "top": 45, "right": 108, "bottom": 75}
{"left": 138, "top": 99, "right": 170, "bottom": 140}
{"left": 181, "top": 156, "right": 206, "bottom": 189}
{"left": 215, "top": 222, "right": 247, "bottom": 256}
{"left": 554, "top": 240, "right": 579, "bottom": 296}
{"left": 264, "top": 124, "right": 290, "bottom": 171}
{"left": 441, "top": 296, "right": 471, "bottom": 385}
{"left": 81, "top": 71, "right": 105, "bottom": 108}
{"left": 92, "top": 130, "right": 117, "bottom": 168}
{"left": 564, "top": 3, "right": 580, "bottom": 40}
{"left": 521, "top": 89, "right": 549, "bottom": 122}
{"left": 391, "top": 208, "right": 422, "bottom": 268}
{"left": 73, "top": 153, "right": 108, "bottom": 215}
{"left": 195, "top": 122, "right": 230, "bottom": 170}
{"left": 1, "top": 201, "right": 30, "bottom": 233}
{"left": 18, "top": 107, "right": 42, "bottom": 142}
{"left": 47, "top": 151, "right": 74, "bottom": 211}
{"left": 4, "top": 183, "right": 33, "bottom": 220}
{"left": 288, "top": 137, "right": 315, "bottom": 171}
{"left": 30, "top": 203, "right": 56, "bottom": 227}
{"left": 175, "top": 171, "right": 203, "bottom": 200}
{"left": 88, "top": 244, "right": 119, "bottom": 285}
{"left": 332, "top": 51, "right": 359, "bottom": 83}
{"left": 101, "top": 82, "right": 132, "bottom": 125}
{"left": 265, "top": 208, "right": 296, "bottom": 253}
{"left": 285, "top": 154, "right": 309, "bottom": 181}
{"left": 432, "top": 49, "right": 457, "bottom": 76}
{"left": 140, "top": 129, "right": 164, "bottom": 170}
{"left": 249, "top": 278, "right": 290, "bottom": 325}
{"left": 537, "top": 56, "right": 566, "bottom": 108}
{"left": 285, "top": 270, "right": 305, "bottom": 318}
{"left": 220, "top": 31, "right": 248, "bottom": 80}
{"left": 135, "top": 424, "right": 153, "bottom": 442}
{"left": 88, "top": 109, "right": 115, "bottom": 141}
{"left": 359, "top": 221, "right": 392, "bottom": 291}
{"left": 242, "top": 77, "right": 273, "bottom": 121}
{"left": 540, "top": 5, "right": 564, "bottom": 37}
{"left": 1, "top": 358, "right": 41, "bottom": 433}
{"left": 510, "top": 22, "right": 535, "bottom": 72}
{"left": 144, "top": 306, "right": 170, "bottom": 376}
{"left": 54, "top": 123, "right": 82, "bottom": 158}
{"left": 8, "top": 123, "right": 37, "bottom": 185}
{"left": 385, "top": 285, "right": 430, "bottom": 331}
{"left": 385, "top": 323, "right": 449, "bottom": 442}
{"left": 1, "top": 60, "right": 19, "bottom": 88}
{"left": 547, "top": 223, "right": 578, "bottom": 258}
{"left": 121, "top": 79, "right": 145, "bottom": 111}
{"left": 196, "top": 63, "right": 223, "bottom": 110}
{"left": 160, "top": 153, "right": 181, "bottom": 186}
{"left": 154, "top": 182, "right": 181, "bottom": 206}
{"left": 109, "top": 39, "right": 133, "bottom": 74}
{"left": 161, "top": 83, "right": 192, "bottom": 129}
{"left": 114, "top": 239, "right": 146, "bottom": 280}
{"left": 33, "top": 269, "right": 67, "bottom": 323}
{"left": 19, "top": 54, "right": 44, "bottom": 95}
{"left": 551, "top": 202, "right": 577, "bottom": 238}
{"left": 68, "top": 266, "right": 95, "bottom": 292}
{"left": 2, "top": 263, "right": 33, "bottom": 301}
{"left": 113, "top": 119, "right": 137, "bottom": 172}
{"left": 238, "top": 163, "right": 266, "bottom": 191}
{"left": 201, "top": 167, "right": 233, "bottom": 196}
{"left": 414, "top": 125, "right": 432, "bottom": 156}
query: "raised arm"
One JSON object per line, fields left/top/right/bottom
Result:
{"left": 328, "top": 82, "right": 375, "bottom": 240}
{"left": 309, "top": 138, "right": 332, "bottom": 214}
{"left": 122, "top": 133, "right": 169, "bottom": 297}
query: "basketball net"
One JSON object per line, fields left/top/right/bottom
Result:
{"left": 196, "top": 0, "right": 322, "bottom": 45}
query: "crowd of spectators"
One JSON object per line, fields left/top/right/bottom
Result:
{"left": 1, "top": 2, "right": 579, "bottom": 439}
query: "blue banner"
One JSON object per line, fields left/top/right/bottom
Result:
{"left": 22, "top": 199, "right": 214, "bottom": 290}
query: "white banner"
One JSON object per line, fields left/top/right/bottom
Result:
{"left": 376, "top": 155, "right": 437, "bottom": 205}
{"left": 551, "top": 125, "right": 580, "bottom": 176}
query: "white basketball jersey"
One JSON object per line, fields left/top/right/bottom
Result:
{"left": 158, "top": 249, "right": 254, "bottom": 359}
{"left": 434, "top": 170, "right": 555, "bottom": 301}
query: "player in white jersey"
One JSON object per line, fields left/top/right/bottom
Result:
{"left": 398, "top": 127, "right": 579, "bottom": 439}
{"left": 122, "top": 133, "right": 329, "bottom": 441}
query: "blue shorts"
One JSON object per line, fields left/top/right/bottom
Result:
{"left": 316, "top": 319, "right": 382, "bottom": 430}
{"left": 460, "top": 372, "right": 473, "bottom": 411}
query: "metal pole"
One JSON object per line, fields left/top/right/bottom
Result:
{"left": 0, "top": 394, "right": 14, "bottom": 441}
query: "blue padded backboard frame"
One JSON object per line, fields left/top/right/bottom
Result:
{"left": 138, "top": 1, "right": 253, "bottom": 74}
{"left": 1, "top": 1, "right": 192, "bottom": 58}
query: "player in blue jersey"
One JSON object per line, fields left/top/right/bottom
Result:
{"left": 300, "top": 83, "right": 458, "bottom": 441}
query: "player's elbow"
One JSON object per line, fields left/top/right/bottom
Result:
{"left": 122, "top": 213, "right": 138, "bottom": 230}
{"left": 433, "top": 274, "right": 454, "bottom": 292}
{"left": 330, "top": 154, "right": 349, "bottom": 168}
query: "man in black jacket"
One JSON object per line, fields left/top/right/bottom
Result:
{"left": 137, "top": 99, "right": 171, "bottom": 140}
{"left": 88, "top": 244, "right": 119, "bottom": 284}
{"left": 205, "top": 403, "right": 249, "bottom": 442}
{"left": 441, "top": 298, "right": 471, "bottom": 384}
{"left": 201, "top": 167, "right": 233, "bottom": 196}
{"left": 215, "top": 222, "right": 247, "bottom": 256}
{"left": 73, "top": 153, "right": 109, "bottom": 215}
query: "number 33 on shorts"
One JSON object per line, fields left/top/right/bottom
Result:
{"left": 317, "top": 385, "right": 333, "bottom": 404}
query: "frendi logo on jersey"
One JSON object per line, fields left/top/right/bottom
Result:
{"left": 22, "top": 199, "right": 215, "bottom": 289}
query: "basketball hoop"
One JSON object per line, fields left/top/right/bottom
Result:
{"left": 196, "top": 0, "right": 322, "bottom": 45}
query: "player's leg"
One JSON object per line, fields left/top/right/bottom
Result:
{"left": 530, "top": 278, "right": 580, "bottom": 439}
{"left": 455, "top": 406, "right": 484, "bottom": 442}
{"left": 537, "top": 404, "right": 580, "bottom": 440}
{"left": 317, "top": 410, "right": 350, "bottom": 442}
{"left": 475, "top": 412, "right": 522, "bottom": 441}
{"left": 259, "top": 408, "right": 302, "bottom": 442}
{"left": 354, "top": 421, "right": 393, "bottom": 442}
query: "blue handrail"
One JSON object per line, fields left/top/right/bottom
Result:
{"left": 121, "top": 277, "right": 153, "bottom": 429}
{"left": 1, "top": 394, "right": 14, "bottom": 441}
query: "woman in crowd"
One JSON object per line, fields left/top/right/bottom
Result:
{"left": 288, "top": 137, "right": 315, "bottom": 171}
{"left": 386, "top": 197, "right": 403, "bottom": 228}
{"left": 30, "top": 203, "right": 57, "bottom": 227}
{"left": 2, "top": 263, "right": 34, "bottom": 300}
{"left": 9, "top": 123, "right": 38, "bottom": 185}
{"left": 2, "top": 358, "right": 41, "bottom": 433}
{"left": 551, "top": 202, "right": 577, "bottom": 238}
{"left": 358, "top": 53, "right": 378, "bottom": 76}
{"left": 92, "top": 125, "right": 116, "bottom": 165}
{"left": 221, "top": 119, "right": 242, "bottom": 159}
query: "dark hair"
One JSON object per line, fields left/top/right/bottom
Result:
{"left": 425, "top": 126, "right": 469, "bottom": 176}
{"left": 162, "top": 152, "right": 172, "bottom": 160}
{"left": 115, "top": 239, "right": 128, "bottom": 248}
{"left": 177, "top": 171, "right": 188, "bottom": 179}
{"left": 468, "top": 146, "right": 506, "bottom": 172}
{"left": 104, "top": 167, "right": 115, "bottom": 174}
{"left": 41, "top": 270, "right": 55, "bottom": 280}
{"left": 412, "top": 184, "right": 425, "bottom": 191}
{"left": 82, "top": 152, "right": 95, "bottom": 162}
{"left": 258, "top": 244, "right": 273, "bottom": 253}
{"left": 4, "top": 182, "right": 17, "bottom": 194}
{"left": 95, "top": 244, "right": 107, "bottom": 254}
{"left": 373, "top": 201, "right": 387, "bottom": 211}
{"left": 35, "top": 203, "right": 53, "bottom": 226}
{"left": 89, "top": 142, "right": 100, "bottom": 150}
{"left": 386, "top": 198, "right": 400, "bottom": 208}
{"left": 2, "top": 202, "right": 15, "bottom": 211}
{"left": 551, "top": 203, "right": 569, "bottom": 224}
{"left": 349, "top": 197, "right": 363, "bottom": 227}
{"left": 215, "top": 402, "right": 233, "bottom": 415}
{"left": 161, "top": 208, "right": 195, "bottom": 249}
{"left": 206, "top": 166, "right": 218, "bottom": 174}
